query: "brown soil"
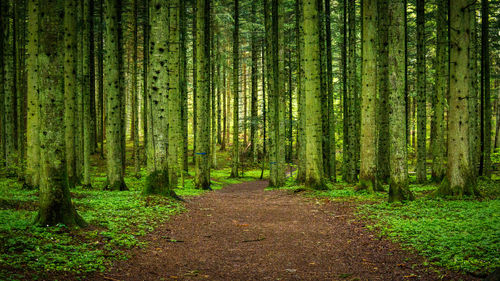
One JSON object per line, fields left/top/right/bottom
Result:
{"left": 90, "top": 180, "right": 477, "bottom": 281}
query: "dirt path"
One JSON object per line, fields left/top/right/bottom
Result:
{"left": 94, "top": 181, "right": 477, "bottom": 281}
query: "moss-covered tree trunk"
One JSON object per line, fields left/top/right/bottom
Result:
{"left": 437, "top": 0, "right": 477, "bottom": 197}
{"left": 295, "top": 0, "right": 305, "bottom": 183}
{"left": 358, "top": 0, "right": 379, "bottom": 192}
{"left": 430, "top": 0, "right": 447, "bottom": 182}
{"left": 344, "top": 0, "right": 357, "bottom": 184}
{"left": 144, "top": 0, "right": 177, "bottom": 196}
{"left": 15, "top": 0, "right": 26, "bottom": 181}
{"left": 194, "top": 0, "right": 211, "bottom": 189}
{"left": 167, "top": 0, "right": 181, "bottom": 190}
{"left": 131, "top": 0, "right": 140, "bottom": 177}
{"left": 25, "top": 0, "right": 39, "bottom": 188}
{"left": 64, "top": 0, "right": 78, "bottom": 188}
{"left": 480, "top": 0, "right": 491, "bottom": 177}
{"left": 230, "top": 0, "right": 240, "bottom": 178}
{"left": 142, "top": 0, "right": 148, "bottom": 164}
{"left": 468, "top": 4, "right": 479, "bottom": 179}
{"left": 376, "top": 0, "right": 389, "bottom": 184}
{"left": 82, "top": 0, "right": 93, "bottom": 188}
{"left": 269, "top": 0, "right": 286, "bottom": 187}
{"left": 3, "top": 0, "right": 17, "bottom": 170}
{"left": 0, "top": 2, "right": 4, "bottom": 164}
{"left": 388, "top": 0, "right": 414, "bottom": 203}
{"left": 324, "top": 0, "right": 335, "bottom": 182}
{"left": 301, "top": 0, "right": 325, "bottom": 189}
{"left": 180, "top": 0, "right": 188, "bottom": 172}
{"left": 104, "top": 0, "right": 126, "bottom": 191}
{"left": 250, "top": 0, "right": 258, "bottom": 163}
{"left": 416, "top": 0, "right": 426, "bottom": 183}
{"left": 35, "top": 0, "right": 86, "bottom": 227}
{"left": 97, "top": 0, "right": 105, "bottom": 157}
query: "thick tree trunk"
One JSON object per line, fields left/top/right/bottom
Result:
{"left": 64, "top": 0, "right": 78, "bottom": 188}
{"left": 35, "top": 0, "right": 86, "bottom": 227}
{"left": 431, "top": 0, "right": 447, "bottom": 182}
{"left": 358, "top": 0, "right": 379, "bottom": 192}
{"left": 104, "top": 0, "right": 127, "bottom": 191}
{"left": 194, "top": 0, "right": 211, "bottom": 189}
{"left": 438, "top": 0, "right": 477, "bottom": 197}
{"left": 302, "top": 0, "right": 325, "bottom": 189}
{"left": 25, "top": 0, "right": 40, "bottom": 188}
{"left": 416, "top": 0, "right": 426, "bottom": 183}
{"left": 388, "top": 0, "right": 414, "bottom": 203}
{"left": 231, "top": 0, "right": 240, "bottom": 178}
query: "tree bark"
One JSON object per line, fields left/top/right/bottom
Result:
{"left": 104, "top": 0, "right": 127, "bottom": 191}
{"left": 416, "top": 0, "right": 426, "bottom": 183}
{"left": 388, "top": 0, "right": 414, "bottom": 203}
{"left": 194, "top": 0, "right": 211, "bottom": 189}
{"left": 359, "top": 0, "right": 379, "bottom": 192}
{"left": 35, "top": 0, "right": 86, "bottom": 227}
{"left": 230, "top": 0, "right": 240, "bottom": 178}
{"left": 480, "top": 0, "right": 491, "bottom": 177}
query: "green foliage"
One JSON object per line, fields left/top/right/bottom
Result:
{"left": 358, "top": 198, "right": 499, "bottom": 275}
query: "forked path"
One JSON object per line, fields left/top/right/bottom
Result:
{"left": 96, "top": 181, "right": 476, "bottom": 281}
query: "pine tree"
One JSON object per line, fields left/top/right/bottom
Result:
{"left": 104, "top": 0, "right": 127, "bottom": 191}
{"left": 438, "top": 0, "right": 477, "bottom": 197}
{"left": 416, "top": 0, "right": 426, "bottom": 183}
{"left": 194, "top": 0, "right": 211, "bottom": 189}
{"left": 388, "top": 0, "right": 414, "bottom": 203}
{"left": 231, "top": 0, "right": 240, "bottom": 178}
{"left": 35, "top": 0, "right": 86, "bottom": 227}
{"left": 358, "top": 0, "right": 379, "bottom": 192}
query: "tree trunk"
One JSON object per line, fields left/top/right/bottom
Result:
{"left": 180, "top": 0, "right": 188, "bottom": 172}
{"left": 142, "top": 0, "right": 148, "bottom": 164}
{"left": 250, "top": 0, "right": 258, "bottom": 163}
{"left": 25, "top": 0, "right": 40, "bottom": 188}
{"left": 15, "top": 0, "right": 26, "bottom": 181}
{"left": 64, "top": 0, "right": 78, "bottom": 188}
{"left": 131, "top": 0, "right": 140, "bottom": 177}
{"left": 230, "top": 0, "right": 240, "bottom": 178}
{"left": 269, "top": 0, "right": 286, "bottom": 187}
{"left": 35, "top": 0, "right": 86, "bottom": 227}
{"left": 324, "top": 0, "right": 335, "bottom": 181}
{"left": 358, "top": 0, "right": 379, "bottom": 192}
{"left": 438, "top": 0, "right": 477, "bottom": 197}
{"left": 295, "top": 0, "right": 305, "bottom": 183}
{"left": 431, "top": 0, "right": 447, "bottom": 182}
{"left": 82, "top": 0, "right": 93, "bottom": 188}
{"left": 345, "top": 0, "right": 357, "bottom": 183}
{"left": 416, "top": 0, "right": 426, "bottom": 183}
{"left": 302, "top": 0, "right": 325, "bottom": 189}
{"left": 468, "top": 3, "right": 480, "bottom": 179}
{"left": 388, "top": 0, "right": 414, "bottom": 203}
{"left": 480, "top": 0, "right": 491, "bottom": 177}
{"left": 3, "top": 0, "right": 17, "bottom": 170}
{"left": 104, "top": 0, "right": 126, "bottom": 191}
{"left": 98, "top": 0, "right": 105, "bottom": 157}
{"left": 192, "top": 0, "right": 198, "bottom": 167}
{"left": 194, "top": 0, "right": 211, "bottom": 189}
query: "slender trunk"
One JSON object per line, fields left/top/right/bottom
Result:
{"left": 416, "top": 0, "right": 426, "bottom": 183}
{"left": 358, "top": 0, "right": 378, "bottom": 191}
{"left": 25, "top": 0, "right": 40, "bottom": 188}
{"left": 98, "top": 0, "right": 105, "bottom": 157}
{"left": 468, "top": 3, "right": 480, "bottom": 179}
{"left": 345, "top": 0, "right": 357, "bottom": 183}
{"left": 388, "top": 0, "right": 414, "bottom": 202}
{"left": 89, "top": 0, "right": 96, "bottom": 154}
{"left": 194, "top": 0, "right": 211, "bottom": 189}
{"left": 318, "top": 0, "right": 330, "bottom": 179}
{"left": 296, "top": 0, "right": 305, "bottom": 182}
{"left": 341, "top": 0, "right": 348, "bottom": 181}
{"left": 192, "top": 0, "right": 198, "bottom": 167}
{"left": 262, "top": 43, "right": 267, "bottom": 158}
{"left": 15, "top": 0, "right": 26, "bottom": 180}
{"left": 480, "top": 0, "right": 491, "bottom": 177}
{"left": 243, "top": 64, "right": 248, "bottom": 145}
{"left": 221, "top": 64, "right": 227, "bottom": 151}
{"left": 325, "top": 0, "right": 335, "bottom": 181}
{"left": 210, "top": 11, "right": 217, "bottom": 168}
{"left": 82, "top": 0, "right": 93, "bottom": 188}
{"left": 250, "top": 0, "right": 258, "bottom": 162}
{"left": 230, "top": 0, "right": 240, "bottom": 178}
{"left": 142, "top": 0, "right": 149, "bottom": 164}
{"left": 132, "top": 0, "right": 140, "bottom": 176}
{"left": 180, "top": 0, "right": 188, "bottom": 172}
{"left": 64, "top": 0, "right": 78, "bottom": 188}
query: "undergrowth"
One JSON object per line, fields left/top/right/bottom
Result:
{"left": 0, "top": 166, "right": 265, "bottom": 280}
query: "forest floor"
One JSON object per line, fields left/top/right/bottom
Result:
{"left": 84, "top": 180, "right": 479, "bottom": 281}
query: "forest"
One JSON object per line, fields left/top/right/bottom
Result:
{"left": 0, "top": 0, "right": 499, "bottom": 280}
